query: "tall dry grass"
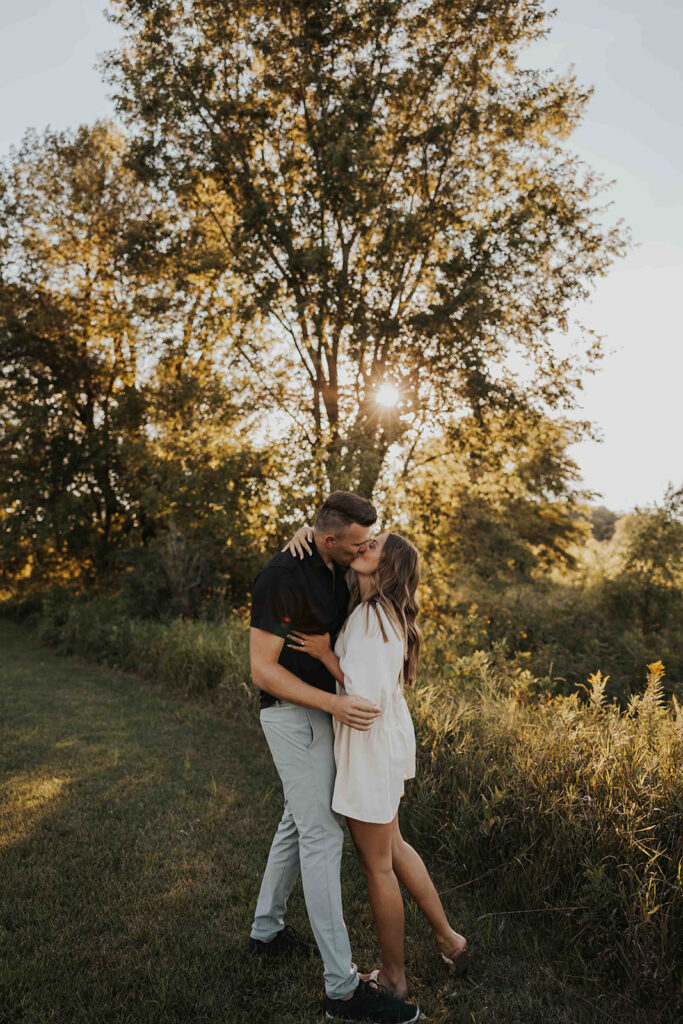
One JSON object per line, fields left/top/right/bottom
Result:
{"left": 407, "top": 650, "right": 682, "bottom": 997}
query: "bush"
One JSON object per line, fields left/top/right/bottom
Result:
{"left": 422, "top": 578, "right": 683, "bottom": 703}
{"left": 2, "top": 590, "right": 252, "bottom": 705}
{"left": 405, "top": 659, "right": 682, "bottom": 999}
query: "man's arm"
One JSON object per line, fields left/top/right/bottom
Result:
{"left": 250, "top": 628, "right": 381, "bottom": 731}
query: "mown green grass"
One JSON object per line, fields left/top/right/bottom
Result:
{"left": 0, "top": 618, "right": 677, "bottom": 1024}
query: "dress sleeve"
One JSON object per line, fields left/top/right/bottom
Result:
{"left": 338, "top": 605, "right": 403, "bottom": 708}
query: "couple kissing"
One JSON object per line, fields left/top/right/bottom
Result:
{"left": 248, "top": 491, "right": 470, "bottom": 1023}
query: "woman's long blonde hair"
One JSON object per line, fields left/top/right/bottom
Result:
{"left": 346, "top": 532, "right": 422, "bottom": 686}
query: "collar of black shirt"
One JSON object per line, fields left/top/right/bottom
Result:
{"left": 310, "top": 539, "right": 342, "bottom": 577}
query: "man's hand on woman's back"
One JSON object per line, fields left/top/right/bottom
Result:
{"left": 331, "top": 693, "right": 381, "bottom": 731}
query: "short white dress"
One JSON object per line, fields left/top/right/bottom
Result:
{"left": 331, "top": 602, "right": 416, "bottom": 824}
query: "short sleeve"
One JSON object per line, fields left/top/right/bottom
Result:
{"left": 250, "top": 569, "right": 299, "bottom": 639}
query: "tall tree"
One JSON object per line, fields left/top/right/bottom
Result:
{"left": 104, "top": 0, "right": 627, "bottom": 499}
{"left": 0, "top": 123, "right": 157, "bottom": 580}
{"left": 0, "top": 122, "right": 272, "bottom": 597}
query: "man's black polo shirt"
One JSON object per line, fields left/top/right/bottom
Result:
{"left": 250, "top": 542, "right": 350, "bottom": 709}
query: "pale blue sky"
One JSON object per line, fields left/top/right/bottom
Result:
{"left": 1, "top": 0, "right": 681, "bottom": 512}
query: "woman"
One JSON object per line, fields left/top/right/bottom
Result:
{"left": 282, "top": 526, "right": 470, "bottom": 1001}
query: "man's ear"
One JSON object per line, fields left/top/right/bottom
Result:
{"left": 323, "top": 534, "right": 337, "bottom": 549}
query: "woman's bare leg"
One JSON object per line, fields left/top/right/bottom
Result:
{"left": 390, "top": 816, "right": 467, "bottom": 958}
{"left": 346, "top": 813, "right": 409, "bottom": 999}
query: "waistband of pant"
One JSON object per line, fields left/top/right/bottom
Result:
{"left": 260, "top": 694, "right": 287, "bottom": 709}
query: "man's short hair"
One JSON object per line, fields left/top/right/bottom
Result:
{"left": 314, "top": 491, "right": 377, "bottom": 535}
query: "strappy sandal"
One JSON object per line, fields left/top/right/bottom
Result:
{"left": 360, "top": 966, "right": 382, "bottom": 983}
{"left": 441, "top": 944, "right": 471, "bottom": 975}
{"left": 358, "top": 969, "right": 414, "bottom": 1003}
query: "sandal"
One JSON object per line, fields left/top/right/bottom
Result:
{"left": 442, "top": 944, "right": 471, "bottom": 975}
{"left": 358, "top": 969, "right": 413, "bottom": 1003}
{"left": 358, "top": 969, "right": 381, "bottom": 983}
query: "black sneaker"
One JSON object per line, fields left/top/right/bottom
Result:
{"left": 325, "top": 977, "right": 420, "bottom": 1022}
{"left": 249, "top": 924, "right": 320, "bottom": 958}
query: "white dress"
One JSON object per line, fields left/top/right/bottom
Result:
{"left": 331, "top": 602, "right": 416, "bottom": 824}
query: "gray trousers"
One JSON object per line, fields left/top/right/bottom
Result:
{"left": 250, "top": 701, "right": 358, "bottom": 999}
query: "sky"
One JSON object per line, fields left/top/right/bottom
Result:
{"left": 1, "top": 0, "right": 681, "bottom": 513}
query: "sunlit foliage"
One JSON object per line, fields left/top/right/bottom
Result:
{"left": 0, "top": 123, "right": 278, "bottom": 605}
{"left": 103, "top": 0, "right": 628, "bottom": 497}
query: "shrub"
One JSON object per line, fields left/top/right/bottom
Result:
{"left": 422, "top": 578, "right": 683, "bottom": 703}
{"left": 405, "top": 659, "right": 683, "bottom": 998}
{"left": 4, "top": 590, "right": 252, "bottom": 706}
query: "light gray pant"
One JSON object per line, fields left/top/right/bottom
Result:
{"left": 251, "top": 701, "right": 358, "bottom": 999}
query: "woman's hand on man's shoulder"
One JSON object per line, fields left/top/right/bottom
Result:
{"left": 281, "top": 526, "right": 314, "bottom": 559}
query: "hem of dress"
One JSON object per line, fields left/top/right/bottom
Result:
{"left": 331, "top": 800, "right": 401, "bottom": 825}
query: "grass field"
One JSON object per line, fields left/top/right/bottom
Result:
{"left": 0, "top": 619, "right": 674, "bottom": 1024}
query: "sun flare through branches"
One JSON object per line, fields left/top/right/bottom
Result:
{"left": 375, "top": 382, "right": 400, "bottom": 408}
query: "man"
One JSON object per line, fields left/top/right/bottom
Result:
{"left": 249, "top": 492, "right": 420, "bottom": 1023}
